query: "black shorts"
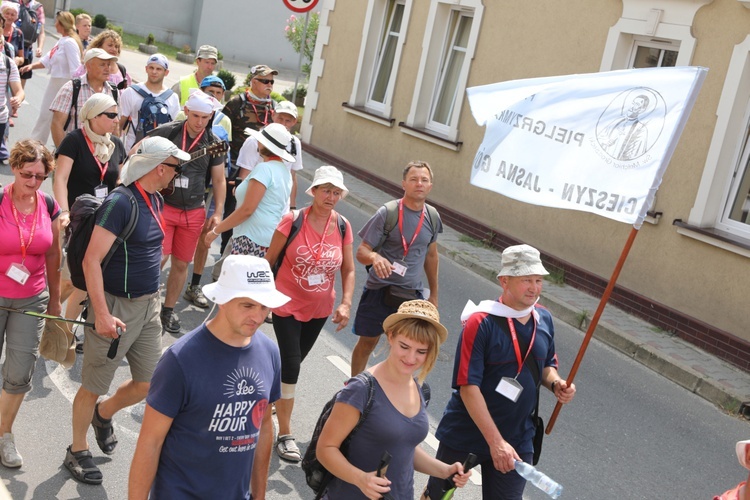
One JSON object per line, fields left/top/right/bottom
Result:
{"left": 20, "top": 54, "right": 32, "bottom": 80}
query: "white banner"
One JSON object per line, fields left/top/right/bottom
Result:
{"left": 467, "top": 67, "right": 707, "bottom": 227}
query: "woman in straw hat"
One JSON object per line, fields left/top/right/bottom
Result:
{"left": 265, "top": 165, "right": 355, "bottom": 463}
{"left": 317, "top": 300, "right": 471, "bottom": 499}
{"left": 53, "top": 93, "right": 125, "bottom": 348}
{"left": 205, "top": 122, "right": 294, "bottom": 258}
{"left": 0, "top": 140, "right": 61, "bottom": 469}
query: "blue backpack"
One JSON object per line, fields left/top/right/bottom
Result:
{"left": 130, "top": 85, "right": 174, "bottom": 142}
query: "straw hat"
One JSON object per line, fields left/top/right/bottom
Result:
{"left": 382, "top": 299, "right": 448, "bottom": 344}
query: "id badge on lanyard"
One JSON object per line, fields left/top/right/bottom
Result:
{"left": 495, "top": 316, "right": 536, "bottom": 403}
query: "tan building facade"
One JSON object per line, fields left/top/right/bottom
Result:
{"left": 302, "top": 0, "right": 750, "bottom": 373}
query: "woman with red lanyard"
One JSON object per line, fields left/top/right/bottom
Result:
{"left": 0, "top": 139, "right": 61, "bottom": 468}
{"left": 21, "top": 11, "right": 83, "bottom": 145}
{"left": 205, "top": 123, "right": 295, "bottom": 258}
{"left": 53, "top": 93, "right": 125, "bottom": 346}
{"left": 264, "top": 166, "right": 355, "bottom": 463}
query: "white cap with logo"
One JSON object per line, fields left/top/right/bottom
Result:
{"left": 202, "top": 255, "right": 290, "bottom": 308}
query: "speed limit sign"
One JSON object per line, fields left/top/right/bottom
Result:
{"left": 283, "top": 0, "right": 319, "bottom": 13}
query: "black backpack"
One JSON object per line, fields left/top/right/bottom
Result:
{"left": 301, "top": 372, "right": 375, "bottom": 498}
{"left": 128, "top": 85, "right": 174, "bottom": 143}
{"left": 271, "top": 207, "right": 348, "bottom": 275}
{"left": 18, "top": 1, "right": 38, "bottom": 48}
{"left": 63, "top": 78, "right": 120, "bottom": 131}
{"left": 65, "top": 186, "right": 140, "bottom": 291}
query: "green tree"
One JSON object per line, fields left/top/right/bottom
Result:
{"left": 284, "top": 13, "right": 319, "bottom": 78}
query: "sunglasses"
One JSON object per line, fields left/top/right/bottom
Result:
{"left": 18, "top": 171, "right": 48, "bottom": 181}
{"left": 255, "top": 78, "right": 275, "bottom": 85}
{"left": 98, "top": 111, "right": 119, "bottom": 119}
{"left": 162, "top": 162, "right": 183, "bottom": 175}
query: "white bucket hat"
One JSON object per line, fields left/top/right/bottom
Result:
{"left": 497, "top": 244, "right": 549, "bottom": 277}
{"left": 120, "top": 137, "right": 190, "bottom": 186}
{"left": 245, "top": 123, "right": 295, "bottom": 163}
{"left": 737, "top": 439, "right": 750, "bottom": 470}
{"left": 305, "top": 165, "right": 348, "bottom": 199}
{"left": 202, "top": 255, "right": 290, "bottom": 308}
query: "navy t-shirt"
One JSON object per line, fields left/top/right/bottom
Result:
{"left": 147, "top": 325, "right": 281, "bottom": 499}
{"left": 436, "top": 307, "right": 558, "bottom": 456}
{"left": 96, "top": 184, "right": 163, "bottom": 298}
{"left": 325, "top": 376, "right": 429, "bottom": 499}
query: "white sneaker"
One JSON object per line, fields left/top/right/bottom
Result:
{"left": 0, "top": 433, "right": 22, "bottom": 468}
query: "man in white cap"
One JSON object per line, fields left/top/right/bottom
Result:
{"left": 715, "top": 439, "right": 750, "bottom": 499}
{"left": 63, "top": 137, "right": 190, "bottom": 485}
{"left": 49, "top": 47, "right": 119, "bottom": 147}
{"left": 172, "top": 44, "right": 218, "bottom": 106}
{"left": 148, "top": 89, "right": 227, "bottom": 334}
{"left": 129, "top": 255, "right": 288, "bottom": 499}
{"left": 425, "top": 244, "right": 576, "bottom": 500}
{"left": 119, "top": 53, "right": 180, "bottom": 150}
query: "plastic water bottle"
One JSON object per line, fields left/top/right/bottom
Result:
{"left": 514, "top": 460, "right": 563, "bottom": 498}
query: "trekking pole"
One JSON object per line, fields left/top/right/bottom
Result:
{"left": 0, "top": 305, "right": 94, "bottom": 328}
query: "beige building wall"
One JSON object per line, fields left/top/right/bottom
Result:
{"left": 306, "top": 0, "right": 750, "bottom": 345}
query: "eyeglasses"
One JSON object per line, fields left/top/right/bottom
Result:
{"left": 97, "top": 111, "right": 119, "bottom": 119}
{"left": 17, "top": 171, "right": 49, "bottom": 181}
{"left": 255, "top": 78, "right": 274, "bottom": 85}
{"left": 162, "top": 162, "right": 183, "bottom": 175}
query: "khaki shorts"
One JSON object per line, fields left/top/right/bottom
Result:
{"left": 81, "top": 291, "right": 162, "bottom": 395}
{"left": 0, "top": 291, "right": 48, "bottom": 394}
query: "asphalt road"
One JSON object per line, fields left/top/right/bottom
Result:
{"left": 0, "top": 38, "right": 748, "bottom": 500}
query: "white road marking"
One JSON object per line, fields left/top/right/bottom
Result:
{"left": 325, "top": 355, "right": 482, "bottom": 486}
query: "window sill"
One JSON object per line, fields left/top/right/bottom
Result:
{"left": 398, "top": 122, "right": 463, "bottom": 151}
{"left": 673, "top": 219, "right": 750, "bottom": 258}
{"left": 341, "top": 103, "right": 395, "bottom": 128}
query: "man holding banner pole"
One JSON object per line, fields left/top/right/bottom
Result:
{"left": 424, "top": 244, "right": 575, "bottom": 500}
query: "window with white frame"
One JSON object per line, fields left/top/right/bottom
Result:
{"left": 402, "top": 0, "right": 483, "bottom": 147}
{"left": 346, "top": 0, "right": 411, "bottom": 122}
{"left": 629, "top": 38, "right": 679, "bottom": 68}
{"left": 722, "top": 121, "right": 750, "bottom": 234}
{"left": 368, "top": 1, "right": 405, "bottom": 109}
{"left": 429, "top": 11, "right": 472, "bottom": 129}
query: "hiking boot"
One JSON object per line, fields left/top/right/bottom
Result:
{"left": 161, "top": 309, "right": 181, "bottom": 334}
{"left": 183, "top": 285, "right": 209, "bottom": 308}
{"left": 0, "top": 433, "right": 22, "bottom": 468}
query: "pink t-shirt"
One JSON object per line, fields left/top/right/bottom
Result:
{"left": 714, "top": 481, "right": 746, "bottom": 500}
{"left": 272, "top": 209, "right": 353, "bottom": 321}
{"left": 0, "top": 186, "right": 59, "bottom": 298}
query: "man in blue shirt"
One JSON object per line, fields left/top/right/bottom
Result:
{"left": 63, "top": 137, "right": 190, "bottom": 485}
{"left": 426, "top": 244, "right": 576, "bottom": 499}
{"left": 129, "top": 255, "right": 290, "bottom": 499}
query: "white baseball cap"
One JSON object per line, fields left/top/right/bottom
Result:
{"left": 202, "top": 255, "right": 290, "bottom": 308}
{"left": 119, "top": 137, "right": 190, "bottom": 186}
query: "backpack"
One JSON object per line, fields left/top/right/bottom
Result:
{"left": 301, "top": 372, "right": 375, "bottom": 498}
{"left": 129, "top": 85, "right": 174, "bottom": 143}
{"left": 65, "top": 186, "right": 140, "bottom": 291}
{"left": 116, "top": 62, "right": 128, "bottom": 90}
{"left": 63, "top": 78, "right": 120, "bottom": 131}
{"left": 271, "top": 207, "right": 348, "bottom": 276}
{"left": 17, "top": 1, "right": 38, "bottom": 48}
{"left": 366, "top": 199, "right": 440, "bottom": 272}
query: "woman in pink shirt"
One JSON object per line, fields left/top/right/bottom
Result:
{"left": 0, "top": 140, "right": 61, "bottom": 469}
{"left": 265, "top": 166, "right": 355, "bottom": 463}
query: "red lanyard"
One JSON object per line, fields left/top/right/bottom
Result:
{"left": 181, "top": 125, "right": 205, "bottom": 153}
{"left": 397, "top": 198, "right": 426, "bottom": 258}
{"left": 302, "top": 207, "right": 333, "bottom": 263}
{"left": 8, "top": 185, "right": 38, "bottom": 263}
{"left": 49, "top": 42, "right": 59, "bottom": 59}
{"left": 245, "top": 92, "right": 271, "bottom": 126}
{"left": 134, "top": 182, "right": 164, "bottom": 235}
{"left": 83, "top": 129, "right": 108, "bottom": 183}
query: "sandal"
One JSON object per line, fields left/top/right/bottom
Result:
{"left": 91, "top": 403, "right": 118, "bottom": 455}
{"left": 64, "top": 446, "right": 102, "bottom": 485}
{"left": 275, "top": 435, "right": 301, "bottom": 463}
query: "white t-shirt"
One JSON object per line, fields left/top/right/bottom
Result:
{"left": 236, "top": 134, "right": 303, "bottom": 174}
{"left": 119, "top": 84, "right": 180, "bottom": 150}
{"left": 39, "top": 36, "right": 81, "bottom": 79}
